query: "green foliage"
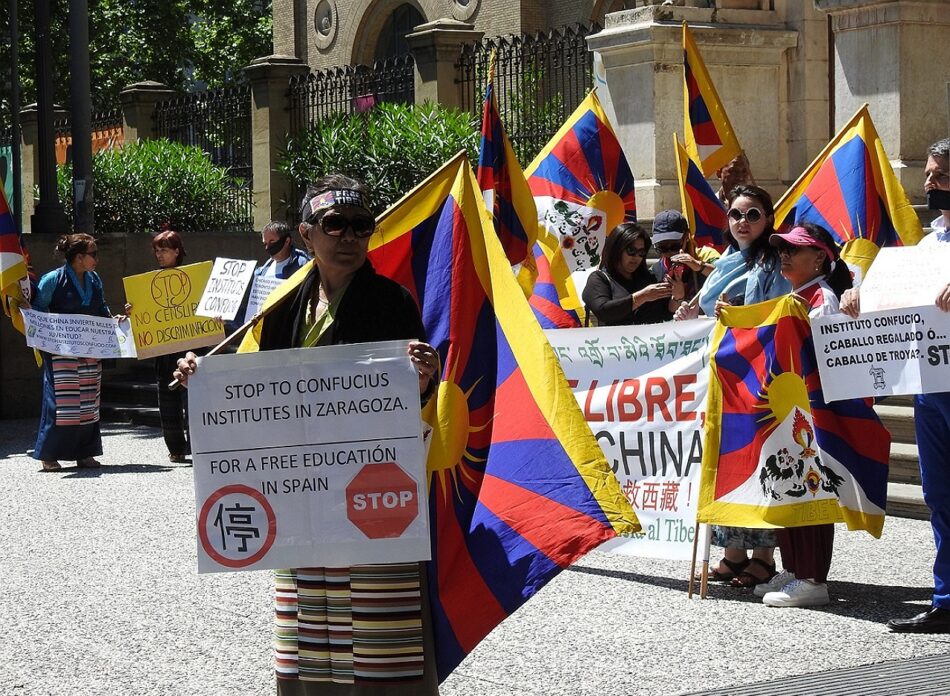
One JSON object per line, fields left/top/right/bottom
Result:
{"left": 278, "top": 102, "right": 480, "bottom": 215}
{"left": 0, "top": 0, "right": 272, "bottom": 118}
{"left": 55, "top": 139, "right": 245, "bottom": 234}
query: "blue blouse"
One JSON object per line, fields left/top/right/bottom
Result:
{"left": 697, "top": 246, "right": 791, "bottom": 316}
{"left": 33, "top": 264, "right": 111, "bottom": 317}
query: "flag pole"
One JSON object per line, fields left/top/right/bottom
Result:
{"left": 700, "top": 523, "right": 712, "bottom": 599}
{"left": 688, "top": 521, "right": 700, "bottom": 598}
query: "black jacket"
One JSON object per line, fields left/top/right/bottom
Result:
{"left": 582, "top": 268, "right": 669, "bottom": 326}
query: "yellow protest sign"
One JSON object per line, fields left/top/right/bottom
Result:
{"left": 124, "top": 261, "right": 225, "bottom": 359}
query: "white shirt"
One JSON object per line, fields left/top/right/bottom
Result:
{"left": 918, "top": 214, "right": 950, "bottom": 248}
{"left": 260, "top": 255, "right": 294, "bottom": 278}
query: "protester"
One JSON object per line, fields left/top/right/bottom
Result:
{"left": 256, "top": 220, "right": 311, "bottom": 280}
{"left": 125, "top": 231, "right": 193, "bottom": 463}
{"left": 748, "top": 222, "right": 853, "bottom": 607}
{"left": 582, "top": 222, "right": 672, "bottom": 326}
{"left": 678, "top": 185, "right": 791, "bottom": 587}
{"left": 650, "top": 209, "right": 720, "bottom": 320}
{"left": 174, "top": 175, "right": 442, "bottom": 693}
{"left": 842, "top": 138, "right": 950, "bottom": 632}
{"left": 715, "top": 152, "right": 755, "bottom": 205}
{"left": 31, "top": 234, "right": 117, "bottom": 471}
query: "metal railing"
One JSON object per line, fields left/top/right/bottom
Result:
{"left": 457, "top": 23, "right": 599, "bottom": 166}
{"left": 153, "top": 84, "right": 253, "bottom": 233}
{"left": 287, "top": 53, "right": 416, "bottom": 134}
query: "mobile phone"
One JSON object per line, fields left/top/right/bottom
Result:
{"left": 668, "top": 262, "right": 686, "bottom": 280}
{"left": 927, "top": 188, "right": 950, "bottom": 211}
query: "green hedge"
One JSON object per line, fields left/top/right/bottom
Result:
{"left": 56, "top": 139, "right": 245, "bottom": 234}
{"left": 278, "top": 101, "right": 480, "bottom": 215}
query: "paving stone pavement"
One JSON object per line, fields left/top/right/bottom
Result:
{"left": 2, "top": 420, "right": 949, "bottom": 696}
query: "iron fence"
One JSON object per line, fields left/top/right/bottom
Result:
{"left": 287, "top": 53, "right": 416, "bottom": 134}
{"left": 457, "top": 23, "right": 600, "bottom": 166}
{"left": 153, "top": 84, "right": 253, "bottom": 233}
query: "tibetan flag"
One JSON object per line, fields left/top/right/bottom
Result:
{"left": 368, "top": 153, "right": 639, "bottom": 681}
{"left": 0, "top": 185, "right": 28, "bottom": 334}
{"left": 674, "top": 134, "right": 726, "bottom": 252}
{"left": 683, "top": 21, "right": 743, "bottom": 176}
{"left": 476, "top": 55, "right": 538, "bottom": 294}
{"left": 698, "top": 296, "right": 890, "bottom": 537}
{"left": 523, "top": 89, "right": 637, "bottom": 327}
{"left": 773, "top": 103, "right": 923, "bottom": 280}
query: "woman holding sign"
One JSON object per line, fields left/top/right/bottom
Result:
{"left": 175, "top": 175, "right": 441, "bottom": 695}
{"left": 126, "top": 230, "right": 193, "bottom": 464}
{"left": 31, "top": 234, "right": 115, "bottom": 471}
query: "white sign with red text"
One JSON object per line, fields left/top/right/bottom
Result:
{"left": 187, "top": 340, "right": 429, "bottom": 573}
{"left": 545, "top": 319, "right": 714, "bottom": 560}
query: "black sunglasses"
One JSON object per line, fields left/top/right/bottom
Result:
{"left": 320, "top": 213, "right": 376, "bottom": 238}
{"left": 727, "top": 207, "right": 764, "bottom": 224}
{"left": 655, "top": 242, "right": 681, "bottom": 254}
{"left": 624, "top": 246, "right": 649, "bottom": 258}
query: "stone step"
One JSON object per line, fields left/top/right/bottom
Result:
{"left": 887, "top": 482, "right": 929, "bottom": 521}
{"left": 879, "top": 394, "right": 915, "bottom": 408}
{"left": 874, "top": 404, "right": 917, "bottom": 444}
{"left": 100, "top": 403, "right": 162, "bottom": 429}
{"left": 889, "top": 441, "right": 920, "bottom": 485}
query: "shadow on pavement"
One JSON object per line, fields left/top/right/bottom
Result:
{"left": 58, "top": 463, "right": 176, "bottom": 477}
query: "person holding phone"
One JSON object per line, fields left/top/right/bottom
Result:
{"left": 842, "top": 138, "right": 950, "bottom": 632}
{"left": 650, "top": 209, "right": 720, "bottom": 320}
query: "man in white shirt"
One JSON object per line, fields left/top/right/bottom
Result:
{"left": 257, "top": 221, "right": 311, "bottom": 280}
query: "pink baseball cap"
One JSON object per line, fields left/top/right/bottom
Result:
{"left": 769, "top": 226, "right": 838, "bottom": 260}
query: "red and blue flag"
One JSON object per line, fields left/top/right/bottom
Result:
{"left": 698, "top": 296, "right": 890, "bottom": 537}
{"left": 368, "top": 153, "right": 639, "bottom": 680}
{"left": 0, "top": 185, "right": 28, "bottom": 333}
{"left": 674, "top": 134, "right": 726, "bottom": 251}
{"left": 522, "top": 90, "right": 637, "bottom": 327}
{"left": 476, "top": 58, "right": 538, "bottom": 295}
{"left": 683, "top": 21, "right": 743, "bottom": 176}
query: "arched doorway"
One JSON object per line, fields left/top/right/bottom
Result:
{"left": 374, "top": 3, "right": 426, "bottom": 62}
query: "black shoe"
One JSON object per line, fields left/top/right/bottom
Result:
{"left": 887, "top": 607, "right": 950, "bottom": 633}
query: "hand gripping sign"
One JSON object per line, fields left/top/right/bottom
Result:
{"left": 187, "top": 340, "right": 430, "bottom": 573}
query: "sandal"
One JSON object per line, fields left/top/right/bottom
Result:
{"left": 730, "top": 558, "right": 777, "bottom": 588}
{"left": 42, "top": 460, "right": 62, "bottom": 471}
{"left": 707, "top": 557, "right": 750, "bottom": 582}
{"left": 76, "top": 458, "right": 101, "bottom": 468}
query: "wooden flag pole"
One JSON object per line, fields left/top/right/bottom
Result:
{"left": 700, "top": 523, "right": 712, "bottom": 599}
{"left": 688, "top": 521, "right": 700, "bottom": 598}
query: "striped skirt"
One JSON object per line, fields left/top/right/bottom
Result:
{"left": 274, "top": 563, "right": 438, "bottom": 694}
{"left": 33, "top": 355, "right": 103, "bottom": 461}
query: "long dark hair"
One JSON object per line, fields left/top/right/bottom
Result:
{"left": 724, "top": 185, "right": 780, "bottom": 270}
{"left": 600, "top": 222, "right": 653, "bottom": 281}
{"left": 796, "top": 222, "right": 853, "bottom": 298}
{"left": 55, "top": 233, "right": 96, "bottom": 262}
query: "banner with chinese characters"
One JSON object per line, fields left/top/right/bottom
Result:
{"left": 21, "top": 309, "right": 136, "bottom": 359}
{"left": 187, "top": 340, "right": 430, "bottom": 573}
{"left": 811, "top": 304, "right": 950, "bottom": 401}
{"left": 124, "top": 262, "right": 225, "bottom": 359}
{"left": 545, "top": 318, "right": 714, "bottom": 560}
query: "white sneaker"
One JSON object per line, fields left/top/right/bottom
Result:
{"left": 754, "top": 570, "right": 795, "bottom": 598}
{"left": 763, "top": 579, "right": 830, "bottom": 607}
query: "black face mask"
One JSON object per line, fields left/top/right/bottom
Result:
{"left": 927, "top": 188, "right": 950, "bottom": 211}
{"left": 265, "top": 237, "right": 288, "bottom": 256}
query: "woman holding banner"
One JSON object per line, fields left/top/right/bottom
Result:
{"left": 174, "top": 175, "right": 441, "bottom": 695}
{"left": 31, "top": 234, "right": 116, "bottom": 471}
{"left": 746, "top": 222, "right": 853, "bottom": 607}
{"left": 582, "top": 222, "right": 672, "bottom": 326}
{"left": 678, "top": 185, "right": 791, "bottom": 587}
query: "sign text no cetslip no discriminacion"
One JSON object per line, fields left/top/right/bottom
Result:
{"left": 187, "top": 340, "right": 430, "bottom": 573}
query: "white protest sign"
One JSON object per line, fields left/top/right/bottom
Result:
{"left": 196, "top": 258, "right": 257, "bottom": 321}
{"left": 187, "top": 340, "right": 429, "bottom": 573}
{"left": 243, "top": 274, "right": 284, "bottom": 323}
{"left": 812, "top": 305, "right": 950, "bottom": 401}
{"left": 22, "top": 309, "right": 137, "bottom": 359}
{"left": 860, "top": 245, "right": 950, "bottom": 312}
{"left": 545, "top": 318, "right": 714, "bottom": 560}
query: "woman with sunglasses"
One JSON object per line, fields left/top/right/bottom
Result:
{"left": 582, "top": 222, "right": 672, "bottom": 326}
{"left": 750, "top": 222, "right": 854, "bottom": 607}
{"left": 30, "top": 234, "right": 118, "bottom": 471}
{"left": 175, "top": 175, "right": 441, "bottom": 695}
{"left": 681, "top": 186, "right": 791, "bottom": 588}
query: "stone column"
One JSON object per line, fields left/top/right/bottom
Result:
{"left": 587, "top": 5, "right": 797, "bottom": 220}
{"left": 119, "top": 81, "right": 176, "bottom": 142}
{"left": 406, "top": 19, "right": 484, "bottom": 110}
{"left": 243, "top": 55, "right": 310, "bottom": 232}
{"left": 817, "top": 0, "right": 950, "bottom": 201}
{"left": 18, "top": 103, "right": 69, "bottom": 235}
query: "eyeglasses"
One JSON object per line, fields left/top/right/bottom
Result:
{"left": 655, "top": 243, "right": 681, "bottom": 254}
{"left": 775, "top": 243, "right": 804, "bottom": 256}
{"left": 320, "top": 213, "right": 376, "bottom": 238}
{"left": 727, "top": 207, "right": 764, "bottom": 224}
{"left": 624, "top": 246, "right": 649, "bottom": 258}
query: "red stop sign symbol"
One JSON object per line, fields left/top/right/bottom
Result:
{"left": 346, "top": 462, "right": 420, "bottom": 539}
